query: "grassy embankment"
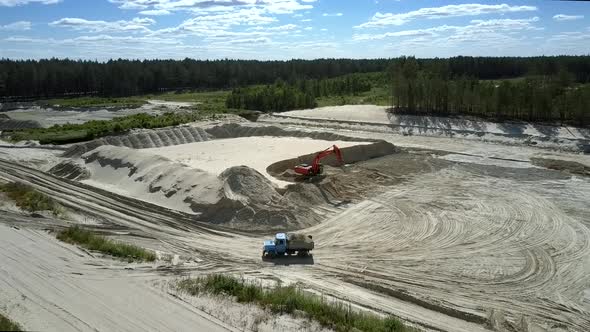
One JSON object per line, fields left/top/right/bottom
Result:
{"left": 177, "top": 274, "right": 410, "bottom": 332}
{"left": 0, "top": 313, "right": 22, "bottom": 332}
{"left": 57, "top": 226, "right": 156, "bottom": 262}
{"left": 45, "top": 96, "right": 147, "bottom": 108}
{"left": 0, "top": 182, "right": 64, "bottom": 216}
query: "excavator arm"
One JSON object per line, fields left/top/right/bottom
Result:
{"left": 294, "top": 145, "right": 343, "bottom": 176}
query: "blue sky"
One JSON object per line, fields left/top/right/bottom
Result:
{"left": 0, "top": 0, "right": 589, "bottom": 60}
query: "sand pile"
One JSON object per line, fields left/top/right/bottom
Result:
{"left": 0, "top": 117, "right": 41, "bottom": 130}
{"left": 204, "top": 123, "right": 375, "bottom": 142}
{"left": 64, "top": 123, "right": 378, "bottom": 159}
{"left": 49, "top": 160, "right": 91, "bottom": 180}
{"left": 63, "top": 126, "right": 211, "bottom": 158}
{"left": 79, "top": 145, "right": 329, "bottom": 229}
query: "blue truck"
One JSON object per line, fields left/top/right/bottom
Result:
{"left": 262, "top": 233, "right": 314, "bottom": 258}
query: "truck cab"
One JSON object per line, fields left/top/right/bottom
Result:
{"left": 262, "top": 233, "right": 287, "bottom": 257}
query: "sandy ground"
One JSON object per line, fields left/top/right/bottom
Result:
{"left": 144, "top": 136, "right": 369, "bottom": 186}
{"left": 3, "top": 100, "right": 190, "bottom": 128}
{"left": 1, "top": 106, "right": 590, "bottom": 331}
{"left": 147, "top": 99, "right": 194, "bottom": 107}
{"left": 274, "top": 105, "right": 590, "bottom": 152}
{"left": 0, "top": 146, "right": 64, "bottom": 171}
{"left": 0, "top": 224, "right": 232, "bottom": 332}
{"left": 281, "top": 105, "right": 590, "bottom": 141}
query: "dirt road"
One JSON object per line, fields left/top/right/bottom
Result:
{"left": 0, "top": 224, "right": 233, "bottom": 332}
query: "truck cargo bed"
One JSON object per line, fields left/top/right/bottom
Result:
{"left": 287, "top": 233, "right": 314, "bottom": 250}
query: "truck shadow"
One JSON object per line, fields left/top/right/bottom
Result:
{"left": 262, "top": 255, "right": 315, "bottom": 266}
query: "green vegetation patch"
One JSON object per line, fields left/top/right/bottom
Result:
{"left": 177, "top": 274, "right": 409, "bottom": 332}
{"left": 0, "top": 182, "right": 63, "bottom": 216}
{"left": 6, "top": 112, "right": 204, "bottom": 145}
{"left": 0, "top": 313, "right": 22, "bottom": 332}
{"left": 46, "top": 96, "right": 147, "bottom": 108}
{"left": 148, "top": 90, "right": 230, "bottom": 103}
{"left": 57, "top": 226, "right": 156, "bottom": 262}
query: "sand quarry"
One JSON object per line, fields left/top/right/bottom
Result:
{"left": 1, "top": 104, "right": 590, "bottom": 332}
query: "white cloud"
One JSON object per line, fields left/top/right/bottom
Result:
{"left": 0, "top": 21, "right": 31, "bottom": 31}
{"left": 139, "top": 9, "right": 171, "bottom": 16}
{"left": 0, "top": 0, "right": 60, "bottom": 6}
{"left": 356, "top": 3, "right": 537, "bottom": 28}
{"left": 161, "top": 7, "right": 276, "bottom": 36}
{"left": 304, "top": 26, "right": 312, "bottom": 30}
{"left": 109, "top": 0, "right": 314, "bottom": 14}
{"left": 322, "top": 13, "right": 343, "bottom": 17}
{"left": 553, "top": 14, "right": 584, "bottom": 22}
{"left": 300, "top": 18, "right": 312, "bottom": 22}
{"left": 226, "top": 37, "right": 270, "bottom": 44}
{"left": 353, "top": 17, "right": 541, "bottom": 41}
{"left": 49, "top": 17, "right": 156, "bottom": 33}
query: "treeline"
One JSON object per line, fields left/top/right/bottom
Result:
{"left": 0, "top": 58, "right": 389, "bottom": 99}
{"left": 226, "top": 73, "right": 378, "bottom": 112}
{"left": 3, "top": 56, "right": 590, "bottom": 100}
{"left": 389, "top": 57, "right": 590, "bottom": 126}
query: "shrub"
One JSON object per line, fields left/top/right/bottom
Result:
{"left": 57, "top": 226, "right": 156, "bottom": 262}
{"left": 177, "top": 274, "right": 409, "bottom": 332}
{"left": 0, "top": 313, "right": 22, "bottom": 332}
{"left": 0, "top": 182, "right": 63, "bottom": 216}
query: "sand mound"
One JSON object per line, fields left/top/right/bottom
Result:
{"left": 80, "top": 146, "right": 330, "bottom": 229}
{"left": 267, "top": 141, "right": 398, "bottom": 179}
{"left": 204, "top": 123, "right": 376, "bottom": 142}
{"left": 531, "top": 158, "right": 590, "bottom": 176}
{"left": 49, "top": 160, "right": 91, "bottom": 180}
{"left": 0, "top": 118, "right": 41, "bottom": 130}
{"left": 64, "top": 123, "right": 376, "bottom": 159}
{"left": 63, "top": 126, "right": 211, "bottom": 158}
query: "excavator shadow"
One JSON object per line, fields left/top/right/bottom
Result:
{"left": 262, "top": 255, "right": 315, "bottom": 266}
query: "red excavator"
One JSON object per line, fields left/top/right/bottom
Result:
{"left": 294, "top": 145, "right": 343, "bottom": 177}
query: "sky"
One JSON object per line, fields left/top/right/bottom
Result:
{"left": 0, "top": 0, "right": 589, "bottom": 60}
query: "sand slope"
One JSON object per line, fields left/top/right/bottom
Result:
{"left": 80, "top": 146, "right": 325, "bottom": 229}
{"left": 0, "top": 224, "right": 231, "bottom": 332}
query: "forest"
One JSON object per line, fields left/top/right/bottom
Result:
{"left": 225, "top": 73, "right": 377, "bottom": 112}
{"left": 389, "top": 57, "right": 590, "bottom": 126}
{"left": 1, "top": 56, "right": 590, "bottom": 126}
{"left": 2, "top": 56, "right": 590, "bottom": 99}
{"left": 0, "top": 58, "right": 390, "bottom": 99}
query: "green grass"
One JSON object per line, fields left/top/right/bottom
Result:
{"left": 0, "top": 313, "right": 22, "bottom": 332}
{"left": 146, "top": 90, "right": 230, "bottom": 103}
{"left": 177, "top": 274, "right": 409, "bottom": 332}
{"left": 57, "top": 226, "right": 156, "bottom": 262}
{"left": 45, "top": 96, "right": 147, "bottom": 108}
{"left": 0, "top": 182, "right": 64, "bottom": 217}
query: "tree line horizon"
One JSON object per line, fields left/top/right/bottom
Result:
{"left": 1, "top": 56, "right": 589, "bottom": 126}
